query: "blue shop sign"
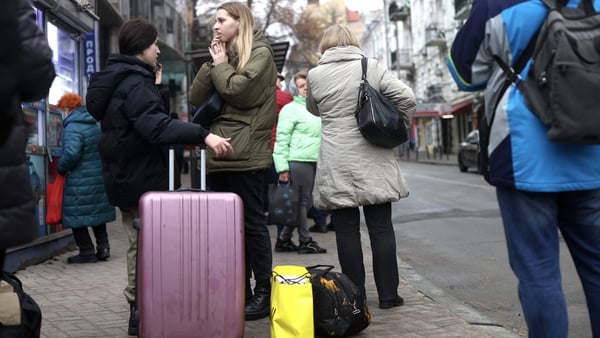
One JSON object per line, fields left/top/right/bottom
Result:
{"left": 84, "top": 30, "right": 97, "bottom": 80}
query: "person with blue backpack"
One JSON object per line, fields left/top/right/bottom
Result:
{"left": 447, "top": 1, "right": 600, "bottom": 336}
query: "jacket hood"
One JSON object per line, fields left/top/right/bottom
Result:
{"left": 319, "top": 46, "right": 364, "bottom": 65}
{"left": 293, "top": 95, "right": 306, "bottom": 105}
{"left": 63, "top": 106, "right": 96, "bottom": 126}
{"left": 86, "top": 54, "right": 155, "bottom": 121}
{"left": 252, "top": 29, "right": 272, "bottom": 52}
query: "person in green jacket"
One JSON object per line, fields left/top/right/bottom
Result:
{"left": 188, "top": 1, "right": 277, "bottom": 321}
{"left": 272, "top": 71, "right": 326, "bottom": 254}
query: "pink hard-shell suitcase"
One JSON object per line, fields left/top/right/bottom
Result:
{"left": 137, "top": 148, "right": 245, "bottom": 338}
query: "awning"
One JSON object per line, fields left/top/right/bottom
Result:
{"left": 414, "top": 110, "right": 439, "bottom": 118}
{"left": 414, "top": 101, "right": 472, "bottom": 118}
{"left": 414, "top": 102, "right": 451, "bottom": 118}
{"left": 447, "top": 101, "right": 472, "bottom": 115}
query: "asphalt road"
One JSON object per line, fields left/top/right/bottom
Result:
{"left": 391, "top": 161, "right": 592, "bottom": 338}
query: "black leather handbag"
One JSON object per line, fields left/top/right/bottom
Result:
{"left": 355, "top": 57, "right": 408, "bottom": 148}
{"left": 191, "top": 91, "right": 223, "bottom": 128}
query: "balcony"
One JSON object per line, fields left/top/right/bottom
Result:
{"left": 390, "top": 49, "right": 414, "bottom": 72}
{"left": 389, "top": 1, "right": 410, "bottom": 22}
{"left": 425, "top": 25, "right": 446, "bottom": 48}
{"left": 426, "top": 84, "right": 445, "bottom": 101}
{"left": 454, "top": 0, "right": 472, "bottom": 20}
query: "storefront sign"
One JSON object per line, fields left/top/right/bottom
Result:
{"left": 84, "top": 30, "right": 97, "bottom": 81}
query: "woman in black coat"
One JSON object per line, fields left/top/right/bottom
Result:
{"left": 86, "top": 18, "right": 233, "bottom": 335}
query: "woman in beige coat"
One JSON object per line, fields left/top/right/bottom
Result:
{"left": 306, "top": 24, "right": 415, "bottom": 309}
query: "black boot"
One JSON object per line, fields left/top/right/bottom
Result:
{"left": 245, "top": 278, "right": 253, "bottom": 304}
{"left": 128, "top": 301, "right": 139, "bottom": 336}
{"left": 245, "top": 279, "right": 270, "bottom": 321}
{"left": 67, "top": 253, "right": 97, "bottom": 264}
{"left": 96, "top": 247, "right": 110, "bottom": 261}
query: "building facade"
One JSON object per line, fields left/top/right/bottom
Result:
{"left": 360, "top": 0, "right": 478, "bottom": 157}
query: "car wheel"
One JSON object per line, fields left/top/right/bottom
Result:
{"left": 458, "top": 154, "right": 468, "bottom": 172}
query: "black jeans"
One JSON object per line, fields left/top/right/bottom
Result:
{"left": 72, "top": 224, "right": 109, "bottom": 255}
{"left": 331, "top": 203, "right": 399, "bottom": 302}
{"left": 208, "top": 169, "right": 272, "bottom": 283}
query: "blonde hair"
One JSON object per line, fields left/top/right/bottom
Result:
{"left": 318, "top": 24, "right": 360, "bottom": 54}
{"left": 218, "top": 2, "right": 255, "bottom": 71}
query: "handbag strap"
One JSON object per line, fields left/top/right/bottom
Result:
{"left": 306, "top": 264, "right": 335, "bottom": 279}
{"left": 273, "top": 270, "right": 311, "bottom": 284}
{"left": 356, "top": 57, "right": 369, "bottom": 118}
{"left": 360, "top": 57, "right": 368, "bottom": 84}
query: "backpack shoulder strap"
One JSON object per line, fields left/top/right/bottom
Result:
{"left": 489, "top": 27, "right": 539, "bottom": 128}
{"left": 492, "top": 31, "right": 538, "bottom": 87}
{"left": 580, "top": 0, "right": 596, "bottom": 14}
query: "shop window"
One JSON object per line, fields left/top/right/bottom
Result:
{"left": 47, "top": 22, "right": 79, "bottom": 105}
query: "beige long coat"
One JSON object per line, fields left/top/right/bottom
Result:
{"left": 306, "top": 46, "right": 415, "bottom": 210}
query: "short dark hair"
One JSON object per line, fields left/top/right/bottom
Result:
{"left": 118, "top": 19, "right": 158, "bottom": 56}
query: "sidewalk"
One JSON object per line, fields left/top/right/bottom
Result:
{"left": 13, "top": 173, "right": 518, "bottom": 338}
{"left": 397, "top": 149, "right": 458, "bottom": 167}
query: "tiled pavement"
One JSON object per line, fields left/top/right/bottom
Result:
{"left": 12, "top": 172, "right": 521, "bottom": 338}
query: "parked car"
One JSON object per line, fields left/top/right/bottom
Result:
{"left": 458, "top": 130, "right": 482, "bottom": 173}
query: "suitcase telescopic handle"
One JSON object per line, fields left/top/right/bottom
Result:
{"left": 169, "top": 145, "right": 206, "bottom": 191}
{"left": 199, "top": 147, "right": 206, "bottom": 191}
{"left": 169, "top": 147, "right": 175, "bottom": 191}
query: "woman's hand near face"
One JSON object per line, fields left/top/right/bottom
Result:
{"left": 209, "top": 40, "right": 228, "bottom": 65}
{"left": 155, "top": 63, "right": 162, "bottom": 85}
{"left": 204, "top": 133, "right": 233, "bottom": 158}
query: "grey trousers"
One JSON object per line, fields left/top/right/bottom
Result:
{"left": 279, "top": 161, "right": 316, "bottom": 243}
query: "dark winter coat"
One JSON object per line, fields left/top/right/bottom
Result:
{"left": 86, "top": 54, "right": 210, "bottom": 208}
{"left": 57, "top": 106, "right": 115, "bottom": 228}
{"left": 188, "top": 30, "right": 277, "bottom": 173}
{"left": 0, "top": 0, "right": 55, "bottom": 249}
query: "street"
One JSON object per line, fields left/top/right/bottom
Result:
{"left": 394, "top": 161, "right": 592, "bottom": 338}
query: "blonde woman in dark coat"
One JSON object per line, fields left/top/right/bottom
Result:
{"left": 306, "top": 24, "right": 416, "bottom": 309}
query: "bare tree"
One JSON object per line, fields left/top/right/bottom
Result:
{"left": 192, "top": 0, "right": 348, "bottom": 72}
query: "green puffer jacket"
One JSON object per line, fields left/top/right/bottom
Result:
{"left": 189, "top": 30, "right": 277, "bottom": 173}
{"left": 57, "top": 106, "right": 115, "bottom": 228}
{"left": 272, "top": 95, "right": 321, "bottom": 173}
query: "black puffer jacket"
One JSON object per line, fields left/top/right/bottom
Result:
{"left": 86, "top": 54, "right": 209, "bottom": 208}
{"left": 0, "top": 0, "right": 55, "bottom": 249}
